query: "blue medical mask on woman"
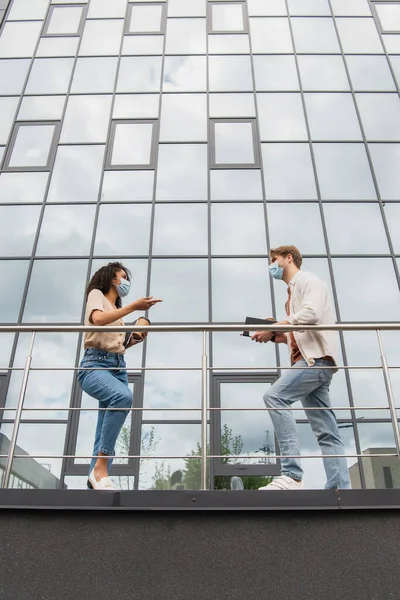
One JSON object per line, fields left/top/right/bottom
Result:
{"left": 269, "top": 259, "right": 288, "bottom": 280}
{"left": 115, "top": 277, "right": 131, "bottom": 297}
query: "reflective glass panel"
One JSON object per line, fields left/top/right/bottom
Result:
{"left": 156, "top": 144, "right": 207, "bottom": 200}
{"left": 79, "top": 19, "right": 124, "bottom": 56}
{"left": 208, "top": 33, "right": 250, "bottom": 54}
{"left": 212, "top": 331, "right": 276, "bottom": 369}
{"left": 23, "top": 259, "right": 87, "bottom": 323}
{"left": 163, "top": 56, "right": 206, "bottom": 92}
{"left": 143, "top": 371, "right": 201, "bottom": 420}
{"left": 0, "top": 147, "right": 4, "bottom": 163}
{"left": 212, "top": 3, "right": 244, "bottom": 31}
{"left": 168, "top": 0, "right": 206, "bottom": 17}
{"left": 8, "top": 124, "right": 55, "bottom": 168}
{"left": 209, "top": 56, "right": 253, "bottom": 91}
{"left": 257, "top": 93, "right": 308, "bottom": 141}
{"left": 36, "top": 205, "right": 96, "bottom": 256}
{"left": 249, "top": 17, "right": 293, "bottom": 53}
{"left": 0, "top": 59, "right": 30, "bottom": 94}
{"left": 165, "top": 18, "right": 206, "bottom": 54}
{"left": 383, "top": 204, "right": 400, "bottom": 253}
{"left": 87, "top": 0, "right": 127, "bottom": 17}
{"left": 60, "top": 95, "right": 112, "bottom": 143}
{"left": 356, "top": 93, "right": 400, "bottom": 141}
{"left": 160, "top": 94, "right": 207, "bottom": 142}
{"left": 0, "top": 261, "right": 29, "bottom": 322}
{"left": 288, "top": 0, "right": 331, "bottom": 15}
{"left": 214, "top": 122, "right": 255, "bottom": 165}
{"left": 101, "top": 171, "right": 154, "bottom": 201}
{"left": 0, "top": 22, "right": 42, "bottom": 58}
{"left": 0, "top": 333, "right": 15, "bottom": 368}
{"left": 390, "top": 56, "right": 400, "bottom": 88}
{"left": 117, "top": 56, "right": 162, "bottom": 92}
{"left": 253, "top": 55, "right": 299, "bottom": 91}
{"left": 0, "top": 97, "right": 19, "bottom": 144}
{"left": 210, "top": 170, "right": 263, "bottom": 200}
{"left": 128, "top": 4, "right": 163, "bottom": 32}
{"left": 149, "top": 259, "right": 208, "bottom": 321}
{"left": 0, "top": 206, "right": 40, "bottom": 257}
{"left": 113, "top": 94, "right": 159, "bottom": 118}
{"left": 46, "top": 6, "right": 83, "bottom": 35}
{"left": 212, "top": 258, "right": 271, "bottom": 321}
{"left": 369, "top": 144, "right": 400, "bottom": 200}
{"left": 333, "top": 258, "right": 400, "bottom": 321}
{"left": 153, "top": 204, "right": 208, "bottom": 255}
{"left": 262, "top": 143, "right": 317, "bottom": 199}
{"left": 209, "top": 93, "right": 255, "bottom": 117}
{"left": 94, "top": 204, "right": 152, "bottom": 255}
{"left": 8, "top": 0, "right": 49, "bottom": 20}
{"left": 18, "top": 96, "right": 65, "bottom": 121}
{"left": 36, "top": 37, "right": 79, "bottom": 57}
{"left": 111, "top": 122, "right": 154, "bottom": 166}
{"left": 305, "top": 93, "right": 362, "bottom": 140}
{"left": 298, "top": 55, "right": 349, "bottom": 91}
{"left": 70, "top": 57, "right": 118, "bottom": 93}
{"left": 383, "top": 34, "right": 400, "bottom": 53}
{"left": 25, "top": 58, "right": 74, "bottom": 94}
{"left": 0, "top": 172, "right": 48, "bottom": 204}
{"left": 211, "top": 204, "right": 267, "bottom": 255}
{"left": 47, "top": 145, "right": 105, "bottom": 203}
{"left": 346, "top": 56, "right": 396, "bottom": 91}
{"left": 330, "top": 0, "right": 371, "bottom": 17}
{"left": 291, "top": 17, "right": 340, "bottom": 53}
{"left": 267, "top": 203, "right": 325, "bottom": 254}
{"left": 324, "top": 204, "right": 389, "bottom": 254}
{"left": 146, "top": 332, "right": 203, "bottom": 369}
{"left": 313, "top": 143, "right": 376, "bottom": 200}
{"left": 376, "top": 4, "right": 400, "bottom": 31}
{"left": 247, "top": 0, "right": 287, "bottom": 16}
{"left": 122, "top": 34, "right": 164, "bottom": 55}
{"left": 336, "top": 17, "right": 384, "bottom": 53}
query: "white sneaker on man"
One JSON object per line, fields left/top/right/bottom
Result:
{"left": 88, "top": 470, "right": 119, "bottom": 491}
{"left": 258, "top": 475, "right": 304, "bottom": 490}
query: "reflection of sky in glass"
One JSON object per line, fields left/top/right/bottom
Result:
{"left": 0, "top": 205, "right": 40, "bottom": 256}
{"left": 214, "top": 122, "right": 254, "bottom": 164}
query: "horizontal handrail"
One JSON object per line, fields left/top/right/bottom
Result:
{"left": 0, "top": 406, "right": 389, "bottom": 412}
{"left": 0, "top": 454, "right": 397, "bottom": 460}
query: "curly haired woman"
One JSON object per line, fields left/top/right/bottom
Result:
{"left": 78, "top": 262, "right": 161, "bottom": 491}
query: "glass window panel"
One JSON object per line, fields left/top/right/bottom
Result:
{"left": 208, "top": 33, "right": 250, "bottom": 54}
{"left": 0, "top": 261, "right": 29, "bottom": 322}
{"left": 288, "top": 0, "right": 331, "bottom": 15}
{"left": 0, "top": 97, "right": 19, "bottom": 144}
{"left": 110, "top": 122, "right": 154, "bottom": 167}
{"left": 160, "top": 94, "right": 207, "bottom": 142}
{"left": 209, "top": 55, "right": 253, "bottom": 91}
{"left": 305, "top": 93, "right": 362, "bottom": 141}
{"left": 211, "top": 204, "right": 267, "bottom": 255}
{"left": 146, "top": 332, "right": 203, "bottom": 369}
{"left": 291, "top": 17, "right": 340, "bottom": 53}
{"left": 79, "top": 19, "right": 124, "bottom": 56}
{"left": 7, "top": 0, "right": 49, "bottom": 20}
{"left": 390, "top": 55, "right": 400, "bottom": 88}
{"left": 249, "top": 17, "right": 293, "bottom": 53}
{"left": 0, "top": 206, "right": 40, "bottom": 257}
{"left": 298, "top": 55, "right": 349, "bottom": 91}
{"left": 0, "top": 147, "right": 4, "bottom": 163}
{"left": 212, "top": 331, "right": 276, "bottom": 369}
{"left": 330, "top": 0, "right": 371, "bottom": 17}
{"left": 262, "top": 143, "right": 317, "bottom": 200}
{"left": 324, "top": 203, "right": 389, "bottom": 254}
{"left": 212, "top": 258, "right": 271, "bottom": 321}
{"left": 165, "top": 18, "right": 206, "bottom": 54}
{"left": 35, "top": 37, "right": 79, "bottom": 57}
{"left": 210, "top": 169, "right": 263, "bottom": 200}
{"left": 117, "top": 56, "right": 162, "bottom": 92}
{"left": 356, "top": 93, "right": 400, "bottom": 141}
{"left": 25, "top": 58, "right": 74, "bottom": 94}
{"left": 163, "top": 56, "right": 207, "bottom": 92}
{"left": 94, "top": 204, "right": 151, "bottom": 255}
{"left": 0, "top": 59, "right": 30, "bottom": 94}
{"left": 46, "top": 6, "right": 83, "bottom": 35}
{"left": 70, "top": 57, "right": 118, "bottom": 93}
{"left": 36, "top": 205, "right": 95, "bottom": 256}
{"left": 156, "top": 144, "right": 207, "bottom": 200}
{"left": 383, "top": 34, "right": 400, "bottom": 53}
{"left": 214, "top": 121, "right": 255, "bottom": 165}
{"left": 8, "top": 124, "right": 56, "bottom": 169}
{"left": 113, "top": 94, "right": 159, "bottom": 119}
{"left": 101, "top": 170, "right": 154, "bottom": 201}
{"left": 122, "top": 34, "right": 164, "bottom": 55}
{"left": 128, "top": 4, "right": 163, "bottom": 32}
{"left": 369, "top": 144, "right": 400, "bottom": 201}
{"left": 0, "top": 333, "right": 15, "bottom": 368}
{"left": 376, "top": 4, "right": 400, "bottom": 32}
{"left": 247, "top": 0, "right": 287, "bottom": 16}
{"left": 267, "top": 203, "right": 325, "bottom": 254}
{"left": 257, "top": 93, "right": 308, "bottom": 141}
{"left": 333, "top": 258, "right": 400, "bottom": 321}
{"left": 153, "top": 204, "right": 208, "bottom": 255}
{"left": 313, "top": 143, "right": 376, "bottom": 200}
{"left": 23, "top": 259, "right": 87, "bottom": 322}
{"left": 0, "top": 172, "right": 48, "bottom": 204}
{"left": 47, "top": 145, "right": 105, "bottom": 203}
{"left": 253, "top": 55, "right": 299, "bottom": 91}
{"left": 384, "top": 204, "right": 400, "bottom": 253}
{"left": 18, "top": 96, "right": 65, "bottom": 121}
{"left": 0, "top": 22, "right": 42, "bottom": 58}
{"left": 60, "top": 95, "right": 112, "bottom": 143}
{"left": 212, "top": 3, "right": 244, "bottom": 32}
{"left": 143, "top": 370, "right": 201, "bottom": 420}
{"left": 347, "top": 56, "right": 396, "bottom": 91}
{"left": 209, "top": 93, "right": 255, "bottom": 118}
{"left": 87, "top": 0, "right": 127, "bottom": 18}
{"left": 168, "top": 0, "right": 206, "bottom": 17}
{"left": 149, "top": 259, "right": 208, "bottom": 322}
{"left": 336, "top": 17, "right": 384, "bottom": 53}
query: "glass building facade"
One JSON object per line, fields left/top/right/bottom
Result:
{"left": 1, "top": 0, "right": 400, "bottom": 491}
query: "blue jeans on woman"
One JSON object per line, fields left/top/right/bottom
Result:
{"left": 263, "top": 358, "right": 351, "bottom": 489}
{"left": 78, "top": 348, "right": 132, "bottom": 476}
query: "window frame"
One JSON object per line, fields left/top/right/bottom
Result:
{"left": 106, "top": 119, "right": 158, "bottom": 170}
{"left": 43, "top": 3, "right": 88, "bottom": 38}
{"left": 210, "top": 118, "right": 261, "bottom": 169}
{"left": 2, "top": 121, "right": 62, "bottom": 173}
{"left": 124, "top": 2, "right": 167, "bottom": 35}
{"left": 372, "top": 1, "right": 400, "bottom": 33}
{"left": 207, "top": 1, "right": 249, "bottom": 34}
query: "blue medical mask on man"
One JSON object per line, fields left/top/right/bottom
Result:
{"left": 269, "top": 258, "right": 289, "bottom": 281}
{"left": 115, "top": 277, "right": 131, "bottom": 297}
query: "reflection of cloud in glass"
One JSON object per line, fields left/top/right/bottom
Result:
{"left": 0, "top": 97, "right": 19, "bottom": 144}
{"left": 165, "top": 18, "right": 206, "bottom": 54}
{"left": 101, "top": 171, "right": 154, "bottom": 202}
{"left": 0, "top": 260, "right": 29, "bottom": 322}
{"left": 249, "top": 17, "right": 293, "bottom": 52}
{"left": 94, "top": 204, "right": 152, "bottom": 255}
{"left": 336, "top": 17, "right": 383, "bottom": 53}
{"left": 211, "top": 204, "right": 267, "bottom": 255}
{"left": 0, "top": 59, "right": 30, "bottom": 94}
{"left": 0, "top": 333, "right": 15, "bottom": 368}
{"left": 209, "top": 55, "right": 253, "bottom": 91}
{"left": 36, "top": 204, "right": 96, "bottom": 256}
{"left": 79, "top": 19, "right": 124, "bottom": 56}
{"left": 113, "top": 94, "right": 159, "bottom": 119}
{"left": 0, "top": 21, "right": 42, "bottom": 58}
{"left": 268, "top": 203, "right": 325, "bottom": 254}
{"left": 357, "top": 93, "right": 400, "bottom": 141}
{"left": 0, "top": 172, "right": 49, "bottom": 204}
{"left": 369, "top": 144, "right": 400, "bottom": 200}
{"left": 208, "top": 33, "right": 250, "bottom": 54}
{"left": 324, "top": 204, "right": 389, "bottom": 254}
{"left": 146, "top": 332, "right": 203, "bottom": 368}
{"left": 0, "top": 205, "right": 40, "bottom": 256}
{"left": 210, "top": 169, "right": 263, "bottom": 200}
{"left": 305, "top": 93, "right": 362, "bottom": 141}
{"left": 122, "top": 35, "right": 164, "bottom": 56}
{"left": 163, "top": 56, "right": 206, "bottom": 92}
{"left": 257, "top": 93, "right": 307, "bottom": 140}
{"left": 117, "top": 56, "right": 162, "bottom": 92}
{"left": 60, "top": 95, "right": 113, "bottom": 143}
{"left": 153, "top": 204, "right": 208, "bottom": 255}
{"left": 25, "top": 58, "right": 74, "bottom": 94}
{"left": 70, "top": 57, "right": 118, "bottom": 93}
{"left": 143, "top": 371, "right": 201, "bottom": 419}
{"left": 160, "top": 94, "right": 207, "bottom": 142}
{"left": 262, "top": 143, "right": 317, "bottom": 199}
{"left": 291, "top": 17, "right": 340, "bottom": 53}
{"left": 212, "top": 332, "right": 277, "bottom": 370}
{"left": 156, "top": 144, "right": 207, "bottom": 200}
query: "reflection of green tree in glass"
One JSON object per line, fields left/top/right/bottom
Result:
{"left": 116, "top": 424, "right": 164, "bottom": 490}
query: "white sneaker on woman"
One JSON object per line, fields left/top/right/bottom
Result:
{"left": 258, "top": 475, "right": 304, "bottom": 490}
{"left": 88, "top": 470, "right": 119, "bottom": 491}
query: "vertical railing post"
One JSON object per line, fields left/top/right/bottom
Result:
{"left": 376, "top": 329, "right": 400, "bottom": 465}
{"left": 201, "top": 330, "right": 208, "bottom": 490}
{"left": 2, "top": 332, "right": 36, "bottom": 489}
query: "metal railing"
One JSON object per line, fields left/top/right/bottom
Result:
{"left": 1, "top": 323, "right": 400, "bottom": 491}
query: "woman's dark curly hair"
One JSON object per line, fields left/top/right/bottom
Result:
{"left": 86, "top": 262, "right": 132, "bottom": 309}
